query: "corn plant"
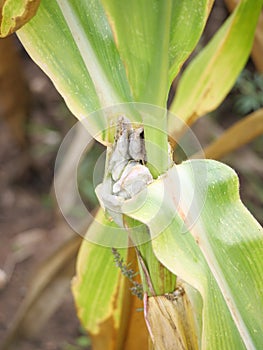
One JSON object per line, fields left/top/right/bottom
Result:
{"left": 1, "top": 0, "right": 263, "bottom": 349}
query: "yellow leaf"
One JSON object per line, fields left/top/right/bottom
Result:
{"left": 0, "top": 0, "right": 40, "bottom": 37}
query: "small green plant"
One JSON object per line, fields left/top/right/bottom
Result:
{"left": 233, "top": 69, "right": 263, "bottom": 115}
{"left": 1, "top": 0, "right": 263, "bottom": 349}
{"left": 63, "top": 331, "right": 91, "bottom": 350}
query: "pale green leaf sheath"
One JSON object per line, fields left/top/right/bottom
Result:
{"left": 122, "top": 160, "right": 263, "bottom": 349}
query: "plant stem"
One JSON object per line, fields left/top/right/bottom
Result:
{"left": 124, "top": 216, "right": 176, "bottom": 296}
{"left": 136, "top": 241, "right": 176, "bottom": 296}
{"left": 143, "top": 110, "right": 169, "bottom": 178}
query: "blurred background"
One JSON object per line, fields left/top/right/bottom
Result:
{"left": 0, "top": 1, "right": 262, "bottom": 349}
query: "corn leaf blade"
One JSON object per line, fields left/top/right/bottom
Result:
{"left": 16, "top": 0, "right": 134, "bottom": 139}
{"left": 169, "top": 0, "right": 263, "bottom": 133}
{"left": 122, "top": 160, "right": 263, "bottom": 349}
{"left": 72, "top": 209, "right": 128, "bottom": 335}
{"left": 101, "top": 0, "right": 213, "bottom": 106}
{"left": 168, "top": 0, "right": 214, "bottom": 84}
{"left": 16, "top": 0, "right": 214, "bottom": 120}
{"left": 72, "top": 209, "right": 149, "bottom": 349}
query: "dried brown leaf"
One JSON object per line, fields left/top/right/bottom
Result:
{"left": 193, "top": 108, "right": 263, "bottom": 160}
{"left": 145, "top": 288, "right": 199, "bottom": 350}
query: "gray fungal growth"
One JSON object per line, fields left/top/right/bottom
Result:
{"left": 96, "top": 116, "right": 153, "bottom": 227}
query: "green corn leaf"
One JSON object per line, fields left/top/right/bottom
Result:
{"left": 16, "top": 0, "right": 214, "bottom": 135}
{"left": 72, "top": 209, "right": 128, "bottom": 335}
{"left": 101, "top": 0, "right": 171, "bottom": 107}
{"left": 168, "top": 0, "right": 214, "bottom": 85}
{"left": 97, "top": 1, "right": 213, "bottom": 175}
{"left": 101, "top": 0, "right": 213, "bottom": 106}
{"left": 122, "top": 160, "right": 263, "bottom": 349}
{"left": 72, "top": 209, "right": 149, "bottom": 349}
{"left": 17, "top": 0, "right": 134, "bottom": 142}
{"left": 169, "top": 0, "right": 263, "bottom": 134}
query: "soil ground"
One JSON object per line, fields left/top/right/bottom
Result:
{"left": 0, "top": 41, "right": 84, "bottom": 350}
